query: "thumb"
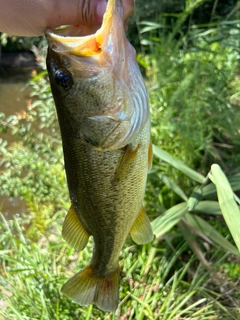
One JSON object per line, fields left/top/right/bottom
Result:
{"left": 47, "top": 0, "right": 107, "bottom": 29}
{"left": 0, "top": 0, "right": 107, "bottom": 36}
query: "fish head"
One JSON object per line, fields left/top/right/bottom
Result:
{"left": 46, "top": 0, "right": 149, "bottom": 150}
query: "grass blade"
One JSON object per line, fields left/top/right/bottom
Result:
{"left": 179, "top": 220, "right": 211, "bottom": 270}
{"left": 160, "top": 174, "right": 188, "bottom": 201}
{"left": 167, "top": 291, "right": 196, "bottom": 320}
{"left": 151, "top": 202, "right": 187, "bottom": 237}
{"left": 191, "top": 201, "right": 222, "bottom": 215}
{"left": 202, "top": 174, "right": 240, "bottom": 199}
{"left": 153, "top": 145, "right": 205, "bottom": 184}
{"left": 185, "top": 213, "right": 240, "bottom": 256}
{"left": 188, "top": 186, "right": 203, "bottom": 211}
{"left": 210, "top": 164, "right": 240, "bottom": 253}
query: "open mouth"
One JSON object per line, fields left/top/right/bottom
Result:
{"left": 45, "top": 0, "right": 125, "bottom": 59}
{"left": 46, "top": 23, "right": 103, "bottom": 57}
{"left": 45, "top": 0, "right": 116, "bottom": 57}
{"left": 46, "top": 0, "right": 116, "bottom": 39}
{"left": 47, "top": 24, "right": 100, "bottom": 38}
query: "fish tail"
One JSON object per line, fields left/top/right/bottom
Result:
{"left": 61, "top": 264, "right": 119, "bottom": 312}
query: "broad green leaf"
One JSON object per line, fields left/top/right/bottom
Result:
{"left": 188, "top": 186, "right": 203, "bottom": 211}
{"left": 210, "top": 164, "right": 240, "bottom": 253}
{"left": 191, "top": 201, "right": 222, "bottom": 215}
{"left": 160, "top": 174, "right": 188, "bottom": 202}
{"left": 153, "top": 145, "right": 205, "bottom": 184}
{"left": 202, "top": 174, "right": 240, "bottom": 199}
{"left": 152, "top": 203, "right": 187, "bottom": 237}
{"left": 185, "top": 213, "right": 239, "bottom": 256}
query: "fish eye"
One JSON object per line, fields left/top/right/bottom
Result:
{"left": 54, "top": 69, "right": 73, "bottom": 90}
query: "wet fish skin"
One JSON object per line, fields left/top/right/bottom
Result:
{"left": 46, "top": 0, "right": 153, "bottom": 312}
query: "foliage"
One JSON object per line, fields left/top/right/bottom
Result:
{"left": 0, "top": 212, "right": 238, "bottom": 319}
{"left": 139, "top": 19, "right": 240, "bottom": 173}
{"left": 0, "top": 71, "right": 67, "bottom": 205}
{"left": 137, "top": 3, "right": 240, "bottom": 218}
{"left": 0, "top": 33, "right": 46, "bottom": 52}
{"left": 128, "top": 0, "right": 238, "bottom": 50}
{"left": 151, "top": 145, "right": 240, "bottom": 262}
{"left": 1, "top": 0, "right": 240, "bottom": 317}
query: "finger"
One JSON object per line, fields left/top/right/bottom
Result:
{"left": 122, "top": 0, "right": 134, "bottom": 22}
{"left": 47, "top": 0, "right": 134, "bottom": 33}
{"left": 0, "top": 0, "right": 105, "bottom": 36}
{"left": 47, "top": 0, "right": 106, "bottom": 30}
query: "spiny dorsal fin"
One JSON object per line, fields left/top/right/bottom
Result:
{"left": 130, "top": 207, "right": 154, "bottom": 244}
{"left": 62, "top": 206, "right": 90, "bottom": 251}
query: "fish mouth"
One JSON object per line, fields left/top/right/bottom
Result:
{"left": 46, "top": 0, "right": 123, "bottom": 57}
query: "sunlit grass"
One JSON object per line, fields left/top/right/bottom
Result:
{"left": 1, "top": 1, "right": 240, "bottom": 318}
{"left": 1, "top": 212, "right": 238, "bottom": 319}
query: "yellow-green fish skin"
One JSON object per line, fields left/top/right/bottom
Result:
{"left": 46, "top": 0, "right": 153, "bottom": 312}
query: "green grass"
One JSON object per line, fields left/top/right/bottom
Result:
{"left": 1, "top": 1, "right": 240, "bottom": 318}
{"left": 137, "top": 10, "right": 240, "bottom": 176}
{"left": 0, "top": 211, "right": 239, "bottom": 320}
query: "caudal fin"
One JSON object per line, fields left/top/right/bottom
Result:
{"left": 61, "top": 264, "right": 119, "bottom": 312}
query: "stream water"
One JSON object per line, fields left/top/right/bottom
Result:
{"left": 0, "top": 55, "right": 38, "bottom": 219}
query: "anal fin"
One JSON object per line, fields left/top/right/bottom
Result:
{"left": 61, "top": 264, "right": 119, "bottom": 312}
{"left": 62, "top": 205, "right": 90, "bottom": 251}
{"left": 130, "top": 207, "right": 154, "bottom": 244}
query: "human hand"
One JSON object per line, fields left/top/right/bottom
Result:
{"left": 0, "top": 0, "right": 134, "bottom": 36}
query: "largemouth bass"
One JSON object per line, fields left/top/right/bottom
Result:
{"left": 46, "top": 0, "right": 153, "bottom": 312}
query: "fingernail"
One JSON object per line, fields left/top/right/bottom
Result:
{"left": 96, "top": 0, "right": 107, "bottom": 20}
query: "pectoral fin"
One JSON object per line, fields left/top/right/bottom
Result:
{"left": 114, "top": 143, "right": 141, "bottom": 182}
{"left": 62, "top": 206, "right": 90, "bottom": 251}
{"left": 130, "top": 207, "right": 154, "bottom": 244}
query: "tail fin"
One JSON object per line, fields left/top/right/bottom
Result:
{"left": 61, "top": 264, "right": 119, "bottom": 312}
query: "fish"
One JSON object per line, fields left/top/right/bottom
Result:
{"left": 46, "top": 0, "right": 153, "bottom": 313}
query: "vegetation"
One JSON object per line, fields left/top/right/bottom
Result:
{"left": 1, "top": 0, "right": 240, "bottom": 318}
{"left": 1, "top": 212, "right": 237, "bottom": 320}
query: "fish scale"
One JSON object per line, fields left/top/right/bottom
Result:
{"left": 46, "top": 0, "right": 153, "bottom": 312}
